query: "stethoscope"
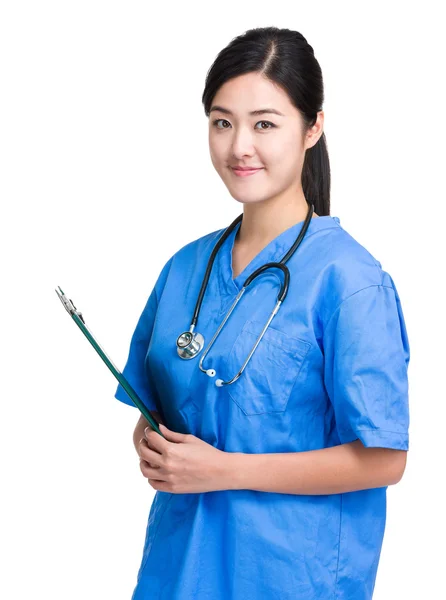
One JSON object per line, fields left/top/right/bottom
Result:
{"left": 176, "top": 201, "right": 315, "bottom": 388}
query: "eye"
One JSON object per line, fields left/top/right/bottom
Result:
{"left": 212, "top": 119, "right": 276, "bottom": 131}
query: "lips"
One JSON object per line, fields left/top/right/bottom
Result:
{"left": 232, "top": 167, "right": 262, "bottom": 171}
{"left": 231, "top": 167, "right": 264, "bottom": 178}
{"left": 232, "top": 167, "right": 263, "bottom": 172}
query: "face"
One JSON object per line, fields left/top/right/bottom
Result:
{"left": 208, "top": 72, "right": 323, "bottom": 206}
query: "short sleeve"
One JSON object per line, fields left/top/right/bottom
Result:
{"left": 114, "top": 255, "right": 174, "bottom": 411}
{"left": 322, "top": 283, "right": 410, "bottom": 450}
{"left": 114, "top": 286, "right": 159, "bottom": 411}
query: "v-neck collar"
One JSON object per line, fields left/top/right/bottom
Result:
{"left": 217, "top": 215, "right": 341, "bottom": 296}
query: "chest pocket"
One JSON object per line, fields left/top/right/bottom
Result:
{"left": 225, "top": 319, "right": 311, "bottom": 416}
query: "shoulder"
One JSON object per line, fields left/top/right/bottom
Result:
{"left": 177, "top": 227, "right": 225, "bottom": 257}
{"left": 320, "top": 218, "right": 385, "bottom": 295}
{"left": 315, "top": 217, "right": 399, "bottom": 323}
{"left": 163, "top": 226, "right": 225, "bottom": 268}
{"left": 154, "top": 226, "right": 225, "bottom": 286}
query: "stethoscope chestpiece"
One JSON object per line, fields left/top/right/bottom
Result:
{"left": 176, "top": 330, "right": 205, "bottom": 359}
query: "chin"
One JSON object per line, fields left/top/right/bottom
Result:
{"left": 228, "top": 192, "right": 269, "bottom": 205}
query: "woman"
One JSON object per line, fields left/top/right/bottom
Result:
{"left": 115, "top": 26, "right": 410, "bottom": 600}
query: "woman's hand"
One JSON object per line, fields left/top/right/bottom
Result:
{"left": 138, "top": 423, "right": 233, "bottom": 494}
{"left": 135, "top": 411, "right": 164, "bottom": 470}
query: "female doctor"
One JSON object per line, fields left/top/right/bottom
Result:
{"left": 115, "top": 26, "right": 410, "bottom": 600}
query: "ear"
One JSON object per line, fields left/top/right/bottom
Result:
{"left": 305, "top": 111, "right": 324, "bottom": 150}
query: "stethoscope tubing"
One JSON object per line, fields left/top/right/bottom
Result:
{"left": 177, "top": 201, "right": 315, "bottom": 387}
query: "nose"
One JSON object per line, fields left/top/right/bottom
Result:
{"left": 230, "top": 125, "right": 256, "bottom": 157}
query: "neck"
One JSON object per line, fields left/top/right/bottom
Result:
{"left": 235, "top": 191, "right": 317, "bottom": 247}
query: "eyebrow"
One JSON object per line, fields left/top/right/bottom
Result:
{"left": 209, "top": 105, "right": 285, "bottom": 117}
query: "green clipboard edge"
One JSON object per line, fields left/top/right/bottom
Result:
{"left": 55, "top": 286, "right": 164, "bottom": 437}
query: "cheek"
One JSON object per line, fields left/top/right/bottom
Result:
{"left": 208, "top": 146, "right": 222, "bottom": 171}
{"left": 266, "top": 132, "right": 297, "bottom": 159}
{"left": 264, "top": 148, "right": 303, "bottom": 180}
{"left": 281, "top": 133, "right": 305, "bottom": 162}
{"left": 209, "top": 138, "right": 227, "bottom": 166}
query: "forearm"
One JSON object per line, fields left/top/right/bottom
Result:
{"left": 225, "top": 440, "right": 406, "bottom": 495}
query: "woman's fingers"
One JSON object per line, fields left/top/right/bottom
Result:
{"left": 138, "top": 437, "right": 160, "bottom": 469}
{"left": 139, "top": 459, "right": 166, "bottom": 481}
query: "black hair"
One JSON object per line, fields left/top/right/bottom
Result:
{"left": 201, "top": 26, "right": 330, "bottom": 216}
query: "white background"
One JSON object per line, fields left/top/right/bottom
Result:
{"left": 1, "top": 1, "right": 444, "bottom": 598}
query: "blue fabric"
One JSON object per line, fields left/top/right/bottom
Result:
{"left": 115, "top": 215, "right": 410, "bottom": 600}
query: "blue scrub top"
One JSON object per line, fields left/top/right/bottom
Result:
{"left": 115, "top": 215, "right": 410, "bottom": 600}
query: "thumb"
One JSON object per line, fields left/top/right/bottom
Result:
{"left": 159, "top": 423, "right": 187, "bottom": 442}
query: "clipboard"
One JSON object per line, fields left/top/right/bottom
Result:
{"left": 55, "top": 286, "right": 164, "bottom": 437}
